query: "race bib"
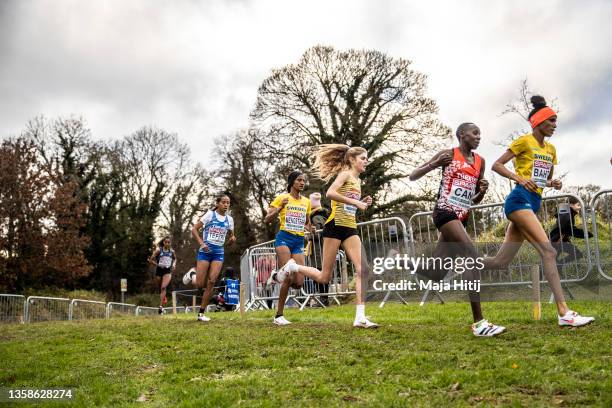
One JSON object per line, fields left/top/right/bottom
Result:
{"left": 284, "top": 205, "right": 307, "bottom": 233}
{"left": 343, "top": 191, "right": 360, "bottom": 216}
{"left": 447, "top": 179, "right": 476, "bottom": 210}
{"left": 532, "top": 159, "right": 552, "bottom": 188}
{"left": 207, "top": 226, "right": 227, "bottom": 246}
{"left": 158, "top": 255, "right": 172, "bottom": 268}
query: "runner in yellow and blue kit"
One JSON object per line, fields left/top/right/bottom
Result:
{"left": 485, "top": 95, "right": 594, "bottom": 328}
{"left": 265, "top": 171, "right": 314, "bottom": 325}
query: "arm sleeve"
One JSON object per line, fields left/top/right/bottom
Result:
{"left": 228, "top": 216, "right": 234, "bottom": 231}
{"left": 270, "top": 195, "right": 283, "bottom": 208}
{"left": 509, "top": 136, "right": 526, "bottom": 156}
{"left": 552, "top": 145, "right": 558, "bottom": 165}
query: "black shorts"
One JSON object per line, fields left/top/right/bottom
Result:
{"left": 432, "top": 207, "right": 468, "bottom": 230}
{"left": 155, "top": 267, "right": 172, "bottom": 278}
{"left": 322, "top": 219, "right": 359, "bottom": 242}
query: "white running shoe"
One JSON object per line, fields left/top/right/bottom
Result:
{"left": 183, "top": 267, "right": 196, "bottom": 285}
{"left": 275, "top": 259, "right": 297, "bottom": 283}
{"left": 197, "top": 313, "right": 210, "bottom": 322}
{"left": 472, "top": 319, "right": 506, "bottom": 337}
{"left": 273, "top": 315, "right": 292, "bottom": 326}
{"left": 266, "top": 270, "right": 279, "bottom": 286}
{"left": 558, "top": 311, "right": 594, "bottom": 327}
{"left": 353, "top": 317, "right": 379, "bottom": 329}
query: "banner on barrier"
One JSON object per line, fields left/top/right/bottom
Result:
{"left": 225, "top": 279, "right": 240, "bottom": 305}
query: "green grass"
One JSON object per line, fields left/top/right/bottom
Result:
{"left": 1, "top": 302, "right": 611, "bottom": 407}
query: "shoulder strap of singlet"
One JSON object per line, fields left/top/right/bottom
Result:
{"left": 452, "top": 147, "right": 460, "bottom": 161}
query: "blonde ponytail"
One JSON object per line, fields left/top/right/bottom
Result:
{"left": 312, "top": 144, "right": 367, "bottom": 183}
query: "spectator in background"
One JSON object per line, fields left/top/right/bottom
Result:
{"left": 550, "top": 197, "right": 592, "bottom": 272}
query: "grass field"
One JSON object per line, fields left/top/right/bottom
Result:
{"left": 1, "top": 301, "right": 610, "bottom": 407}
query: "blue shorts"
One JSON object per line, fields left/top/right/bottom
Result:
{"left": 504, "top": 185, "right": 542, "bottom": 218}
{"left": 274, "top": 230, "right": 305, "bottom": 254}
{"left": 197, "top": 248, "right": 224, "bottom": 263}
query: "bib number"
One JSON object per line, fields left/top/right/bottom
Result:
{"left": 343, "top": 191, "right": 360, "bottom": 216}
{"left": 207, "top": 226, "right": 227, "bottom": 246}
{"left": 447, "top": 181, "right": 475, "bottom": 210}
{"left": 284, "top": 206, "right": 307, "bottom": 233}
{"left": 532, "top": 159, "right": 552, "bottom": 188}
{"left": 158, "top": 256, "right": 172, "bottom": 268}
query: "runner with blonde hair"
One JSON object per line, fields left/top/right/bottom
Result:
{"left": 275, "top": 144, "right": 377, "bottom": 328}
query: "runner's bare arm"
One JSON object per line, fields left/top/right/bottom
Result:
{"left": 472, "top": 157, "right": 488, "bottom": 204}
{"left": 148, "top": 249, "right": 160, "bottom": 267}
{"left": 545, "top": 166, "right": 562, "bottom": 189}
{"left": 191, "top": 220, "right": 206, "bottom": 249}
{"left": 492, "top": 149, "right": 539, "bottom": 193}
{"left": 409, "top": 149, "right": 452, "bottom": 181}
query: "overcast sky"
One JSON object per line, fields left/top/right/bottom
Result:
{"left": 1, "top": 0, "right": 611, "bottom": 187}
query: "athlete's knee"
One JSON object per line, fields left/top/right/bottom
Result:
{"left": 540, "top": 244, "right": 557, "bottom": 261}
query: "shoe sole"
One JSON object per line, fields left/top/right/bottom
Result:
{"left": 559, "top": 320, "right": 594, "bottom": 328}
{"left": 474, "top": 329, "right": 505, "bottom": 337}
{"left": 353, "top": 324, "right": 378, "bottom": 329}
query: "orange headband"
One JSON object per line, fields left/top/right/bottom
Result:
{"left": 529, "top": 106, "right": 556, "bottom": 128}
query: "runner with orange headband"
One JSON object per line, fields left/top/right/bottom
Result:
{"left": 484, "top": 95, "right": 594, "bottom": 327}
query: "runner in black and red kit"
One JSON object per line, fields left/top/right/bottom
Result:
{"left": 411, "top": 123, "right": 505, "bottom": 337}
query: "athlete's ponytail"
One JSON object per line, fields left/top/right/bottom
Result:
{"left": 313, "top": 144, "right": 367, "bottom": 183}
{"left": 528, "top": 95, "right": 556, "bottom": 129}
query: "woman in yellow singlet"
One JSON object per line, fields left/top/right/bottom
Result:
{"left": 274, "top": 145, "right": 378, "bottom": 328}
{"left": 485, "top": 95, "right": 594, "bottom": 327}
{"left": 264, "top": 171, "right": 314, "bottom": 326}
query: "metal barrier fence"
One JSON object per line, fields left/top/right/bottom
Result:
{"left": 242, "top": 217, "right": 411, "bottom": 310}
{"left": 408, "top": 194, "right": 594, "bottom": 303}
{"left": 591, "top": 189, "right": 612, "bottom": 281}
{"left": 69, "top": 299, "right": 107, "bottom": 320}
{"left": 0, "top": 294, "right": 26, "bottom": 323}
{"left": 105, "top": 302, "right": 137, "bottom": 318}
{"left": 25, "top": 296, "right": 71, "bottom": 323}
{"left": 136, "top": 306, "right": 161, "bottom": 316}
{"left": 1, "top": 295, "right": 171, "bottom": 323}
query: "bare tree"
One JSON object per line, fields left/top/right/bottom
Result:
{"left": 251, "top": 45, "right": 451, "bottom": 217}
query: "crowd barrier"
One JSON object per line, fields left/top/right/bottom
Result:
{"left": 25, "top": 296, "right": 71, "bottom": 323}
{"left": 590, "top": 189, "right": 612, "bottom": 281}
{"left": 0, "top": 295, "right": 169, "bottom": 323}
{"left": 242, "top": 217, "right": 411, "bottom": 311}
{"left": 69, "top": 299, "right": 106, "bottom": 320}
{"left": 0, "top": 294, "right": 26, "bottom": 323}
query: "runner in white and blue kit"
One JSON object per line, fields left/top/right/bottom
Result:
{"left": 184, "top": 194, "right": 236, "bottom": 322}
